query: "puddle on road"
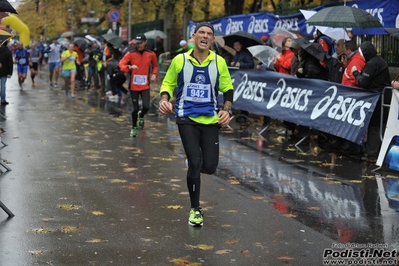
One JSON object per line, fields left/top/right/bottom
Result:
{"left": 215, "top": 126, "right": 399, "bottom": 248}
{"left": 84, "top": 92, "right": 399, "bottom": 248}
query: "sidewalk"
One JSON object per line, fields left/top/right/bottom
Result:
{"left": 0, "top": 71, "right": 337, "bottom": 265}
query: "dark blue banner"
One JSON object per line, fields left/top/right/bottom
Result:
{"left": 189, "top": 0, "right": 397, "bottom": 38}
{"left": 228, "top": 69, "right": 380, "bottom": 144}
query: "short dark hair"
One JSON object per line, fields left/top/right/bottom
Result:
{"left": 344, "top": 40, "right": 357, "bottom": 51}
{"left": 194, "top": 22, "right": 214, "bottom": 34}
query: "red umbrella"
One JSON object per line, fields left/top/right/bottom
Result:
{"left": 0, "top": 0, "right": 17, "bottom": 14}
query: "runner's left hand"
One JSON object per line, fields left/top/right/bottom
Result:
{"left": 218, "top": 110, "right": 230, "bottom": 127}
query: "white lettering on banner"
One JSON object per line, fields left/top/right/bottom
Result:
{"left": 366, "top": 8, "right": 384, "bottom": 26}
{"left": 248, "top": 16, "right": 269, "bottom": 34}
{"left": 311, "top": 86, "right": 372, "bottom": 126}
{"left": 274, "top": 18, "right": 299, "bottom": 31}
{"left": 267, "top": 78, "right": 312, "bottom": 111}
{"left": 233, "top": 73, "right": 265, "bottom": 102}
{"left": 225, "top": 18, "right": 244, "bottom": 34}
{"left": 213, "top": 23, "right": 223, "bottom": 32}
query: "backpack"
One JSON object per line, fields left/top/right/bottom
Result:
{"left": 110, "top": 66, "right": 126, "bottom": 87}
{"left": 319, "top": 36, "right": 336, "bottom": 56}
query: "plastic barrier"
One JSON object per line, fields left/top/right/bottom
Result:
{"left": 1, "top": 15, "right": 30, "bottom": 47}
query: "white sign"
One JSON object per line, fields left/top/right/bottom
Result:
{"left": 81, "top": 17, "right": 100, "bottom": 23}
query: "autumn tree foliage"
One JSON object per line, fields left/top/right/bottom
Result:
{"left": 14, "top": 0, "right": 329, "bottom": 40}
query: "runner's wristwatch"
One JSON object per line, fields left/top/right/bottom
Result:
{"left": 224, "top": 108, "right": 232, "bottom": 116}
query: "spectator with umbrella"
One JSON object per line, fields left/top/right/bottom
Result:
{"left": 230, "top": 38, "right": 254, "bottom": 122}
{"left": 151, "top": 35, "right": 165, "bottom": 59}
{"left": 273, "top": 37, "right": 294, "bottom": 74}
{"left": 230, "top": 39, "right": 254, "bottom": 69}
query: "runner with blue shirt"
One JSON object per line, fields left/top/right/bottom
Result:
{"left": 159, "top": 22, "right": 233, "bottom": 227}
{"left": 14, "top": 42, "right": 30, "bottom": 90}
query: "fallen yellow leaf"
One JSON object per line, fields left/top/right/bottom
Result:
{"left": 123, "top": 167, "right": 138, "bottom": 172}
{"left": 215, "top": 249, "right": 233, "bottom": 254}
{"left": 110, "top": 179, "right": 127, "bottom": 183}
{"left": 239, "top": 250, "right": 251, "bottom": 255}
{"left": 85, "top": 238, "right": 109, "bottom": 243}
{"left": 283, "top": 213, "right": 297, "bottom": 218}
{"left": 92, "top": 211, "right": 105, "bottom": 216}
{"left": 167, "top": 205, "right": 183, "bottom": 210}
{"left": 186, "top": 244, "right": 214, "bottom": 250}
{"left": 221, "top": 224, "right": 232, "bottom": 228}
{"left": 58, "top": 204, "right": 82, "bottom": 211}
{"left": 61, "top": 226, "right": 82, "bottom": 233}
{"left": 250, "top": 196, "right": 265, "bottom": 200}
{"left": 28, "top": 228, "right": 52, "bottom": 234}
{"left": 307, "top": 206, "right": 321, "bottom": 211}
{"left": 279, "top": 256, "right": 295, "bottom": 260}
{"left": 29, "top": 250, "right": 44, "bottom": 255}
{"left": 225, "top": 239, "right": 239, "bottom": 245}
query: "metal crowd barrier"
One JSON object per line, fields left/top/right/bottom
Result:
{"left": 372, "top": 86, "right": 393, "bottom": 173}
{"left": 0, "top": 128, "right": 14, "bottom": 217}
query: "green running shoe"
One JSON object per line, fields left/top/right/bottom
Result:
{"left": 138, "top": 111, "right": 144, "bottom": 129}
{"left": 130, "top": 127, "right": 138, "bottom": 137}
{"left": 188, "top": 207, "right": 203, "bottom": 227}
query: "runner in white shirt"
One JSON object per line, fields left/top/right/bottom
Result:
{"left": 48, "top": 38, "right": 61, "bottom": 88}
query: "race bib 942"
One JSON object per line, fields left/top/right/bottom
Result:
{"left": 184, "top": 83, "right": 211, "bottom": 102}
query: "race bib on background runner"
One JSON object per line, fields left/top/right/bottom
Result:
{"left": 133, "top": 75, "right": 147, "bottom": 85}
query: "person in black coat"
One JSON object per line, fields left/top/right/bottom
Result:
{"left": 0, "top": 41, "right": 13, "bottom": 105}
{"left": 352, "top": 41, "right": 391, "bottom": 162}
{"left": 151, "top": 36, "right": 165, "bottom": 58}
{"left": 296, "top": 48, "right": 328, "bottom": 80}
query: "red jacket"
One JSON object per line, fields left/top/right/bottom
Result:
{"left": 342, "top": 51, "right": 365, "bottom": 87}
{"left": 118, "top": 49, "right": 159, "bottom": 91}
{"left": 274, "top": 49, "right": 294, "bottom": 75}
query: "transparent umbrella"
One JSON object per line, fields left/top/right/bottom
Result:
{"left": 144, "top": 30, "right": 167, "bottom": 39}
{"left": 247, "top": 45, "right": 279, "bottom": 68}
{"left": 269, "top": 28, "right": 299, "bottom": 48}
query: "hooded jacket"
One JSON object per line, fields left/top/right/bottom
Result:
{"left": 353, "top": 41, "right": 391, "bottom": 127}
{"left": 353, "top": 41, "right": 390, "bottom": 92}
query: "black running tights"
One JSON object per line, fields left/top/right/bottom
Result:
{"left": 130, "top": 89, "right": 150, "bottom": 128}
{"left": 178, "top": 123, "right": 219, "bottom": 208}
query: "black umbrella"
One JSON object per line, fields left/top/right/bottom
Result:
{"left": 73, "top": 37, "right": 89, "bottom": 52}
{"left": 294, "top": 37, "right": 329, "bottom": 62}
{"left": 384, "top": 28, "right": 399, "bottom": 42}
{"left": 306, "top": 6, "right": 382, "bottom": 29}
{"left": 222, "top": 31, "right": 264, "bottom": 48}
{"left": 102, "top": 33, "right": 123, "bottom": 49}
{"left": 0, "top": 0, "right": 17, "bottom": 14}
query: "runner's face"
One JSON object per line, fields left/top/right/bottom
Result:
{"left": 136, "top": 41, "right": 146, "bottom": 51}
{"left": 193, "top": 26, "right": 214, "bottom": 51}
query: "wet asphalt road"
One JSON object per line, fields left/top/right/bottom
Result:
{"left": 0, "top": 69, "right": 398, "bottom": 266}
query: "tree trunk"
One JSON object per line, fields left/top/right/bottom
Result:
{"left": 203, "top": 0, "right": 210, "bottom": 21}
{"left": 163, "top": 0, "right": 176, "bottom": 51}
{"left": 183, "top": 0, "right": 193, "bottom": 40}
{"left": 225, "top": 0, "right": 245, "bottom": 16}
